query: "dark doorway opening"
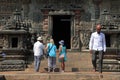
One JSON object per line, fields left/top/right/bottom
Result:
{"left": 105, "top": 34, "right": 110, "bottom": 47}
{"left": 52, "top": 15, "right": 71, "bottom": 49}
{"left": 11, "top": 37, "right": 18, "bottom": 48}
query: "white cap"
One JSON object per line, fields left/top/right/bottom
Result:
{"left": 37, "top": 37, "right": 43, "bottom": 41}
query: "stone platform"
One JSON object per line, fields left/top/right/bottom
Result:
{"left": 25, "top": 51, "right": 93, "bottom": 72}
{"left": 0, "top": 51, "right": 120, "bottom": 80}
{"left": 0, "top": 70, "right": 120, "bottom": 80}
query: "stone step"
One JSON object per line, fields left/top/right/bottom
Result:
{"left": 1, "top": 72, "right": 120, "bottom": 80}
{"left": 25, "top": 51, "right": 120, "bottom": 72}
{"left": 25, "top": 52, "right": 93, "bottom": 72}
{"left": 0, "top": 60, "right": 26, "bottom": 71}
{"left": 4, "top": 55, "right": 25, "bottom": 60}
{"left": 0, "top": 51, "right": 120, "bottom": 80}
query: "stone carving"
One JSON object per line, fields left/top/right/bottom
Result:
{"left": 100, "top": 10, "right": 120, "bottom": 30}
{"left": 110, "top": 0, "right": 120, "bottom": 13}
{"left": 3, "top": 36, "right": 8, "bottom": 48}
{"left": 92, "top": 0, "right": 102, "bottom": 19}
{"left": 44, "top": 34, "right": 52, "bottom": 45}
{"left": 79, "top": 22, "right": 93, "bottom": 49}
{"left": 81, "top": 11, "right": 91, "bottom": 22}
{"left": 82, "top": 32, "right": 91, "bottom": 49}
{"left": 71, "top": 35, "right": 80, "bottom": 50}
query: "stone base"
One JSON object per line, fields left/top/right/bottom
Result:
{"left": 0, "top": 60, "right": 26, "bottom": 71}
{"left": 1, "top": 72, "right": 120, "bottom": 80}
{"left": 0, "top": 75, "right": 5, "bottom": 80}
{"left": 97, "top": 59, "right": 120, "bottom": 72}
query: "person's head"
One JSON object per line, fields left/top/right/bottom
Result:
{"left": 50, "top": 39, "right": 54, "bottom": 44}
{"left": 96, "top": 24, "right": 102, "bottom": 34}
{"left": 37, "top": 37, "right": 43, "bottom": 42}
{"left": 59, "top": 40, "right": 64, "bottom": 45}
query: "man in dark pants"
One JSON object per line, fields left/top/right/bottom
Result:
{"left": 89, "top": 24, "right": 106, "bottom": 74}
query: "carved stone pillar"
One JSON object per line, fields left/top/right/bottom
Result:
{"left": 41, "top": 9, "right": 50, "bottom": 35}
{"left": 92, "top": 0, "right": 102, "bottom": 19}
{"left": 71, "top": 10, "right": 81, "bottom": 50}
{"left": 74, "top": 10, "right": 81, "bottom": 31}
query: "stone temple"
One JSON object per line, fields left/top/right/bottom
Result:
{"left": 0, "top": 0, "right": 119, "bottom": 71}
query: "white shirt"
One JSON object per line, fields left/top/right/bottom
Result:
{"left": 89, "top": 32, "right": 106, "bottom": 52}
{"left": 33, "top": 41, "right": 44, "bottom": 56}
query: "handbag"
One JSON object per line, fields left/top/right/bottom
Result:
{"left": 46, "top": 44, "right": 53, "bottom": 58}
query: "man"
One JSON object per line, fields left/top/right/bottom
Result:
{"left": 33, "top": 37, "right": 45, "bottom": 72}
{"left": 89, "top": 24, "right": 106, "bottom": 73}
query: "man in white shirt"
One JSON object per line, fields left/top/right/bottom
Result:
{"left": 89, "top": 24, "right": 106, "bottom": 73}
{"left": 33, "top": 37, "right": 45, "bottom": 72}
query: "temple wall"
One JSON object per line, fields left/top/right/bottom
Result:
{"left": 0, "top": 0, "right": 120, "bottom": 50}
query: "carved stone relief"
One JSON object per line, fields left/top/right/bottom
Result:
{"left": 110, "top": 0, "right": 120, "bottom": 13}
{"left": 71, "top": 35, "right": 80, "bottom": 50}
{"left": 3, "top": 35, "right": 8, "bottom": 48}
{"left": 79, "top": 22, "right": 93, "bottom": 49}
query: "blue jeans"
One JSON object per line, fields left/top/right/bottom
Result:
{"left": 34, "top": 55, "right": 42, "bottom": 72}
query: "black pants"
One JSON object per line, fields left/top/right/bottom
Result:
{"left": 92, "top": 50, "right": 104, "bottom": 73}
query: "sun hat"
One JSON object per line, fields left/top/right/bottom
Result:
{"left": 59, "top": 40, "right": 64, "bottom": 45}
{"left": 37, "top": 37, "right": 43, "bottom": 41}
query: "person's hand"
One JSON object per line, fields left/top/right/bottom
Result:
{"left": 90, "top": 50, "right": 92, "bottom": 54}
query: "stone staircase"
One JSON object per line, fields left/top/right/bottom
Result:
{"left": 0, "top": 51, "right": 120, "bottom": 80}
{"left": 101, "top": 48, "right": 120, "bottom": 72}
{"left": 25, "top": 50, "right": 120, "bottom": 72}
{"left": 0, "top": 49, "right": 29, "bottom": 71}
{"left": 25, "top": 51, "right": 93, "bottom": 72}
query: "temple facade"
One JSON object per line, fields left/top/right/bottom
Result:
{"left": 0, "top": 0, "right": 120, "bottom": 51}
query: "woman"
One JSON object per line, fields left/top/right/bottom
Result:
{"left": 45, "top": 39, "right": 57, "bottom": 72}
{"left": 58, "top": 40, "right": 67, "bottom": 72}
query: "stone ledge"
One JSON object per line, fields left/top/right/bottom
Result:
{"left": 1, "top": 72, "right": 120, "bottom": 80}
{"left": 0, "top": 60, "right": 26, "bottom": 71}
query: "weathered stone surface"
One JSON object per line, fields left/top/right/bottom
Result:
{"left": 0, "top": 51, "right": 119, "bottom": 80}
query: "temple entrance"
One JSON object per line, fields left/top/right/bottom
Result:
{"left": 52, "top": 15, "right": 71, "bottom": 49}
{"left": 105, "top": 34, "right": 111, "bottom": 47}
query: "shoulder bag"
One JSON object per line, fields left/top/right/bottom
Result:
{"left": 46, "top": 44, "right": 53, "bottom": 58}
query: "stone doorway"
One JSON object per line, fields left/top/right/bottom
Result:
{"left": 105, "top": 34, "right": 111, "bottom": 47}
{"left": 52, "top": 15, "right": 71, "bottom": 49}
